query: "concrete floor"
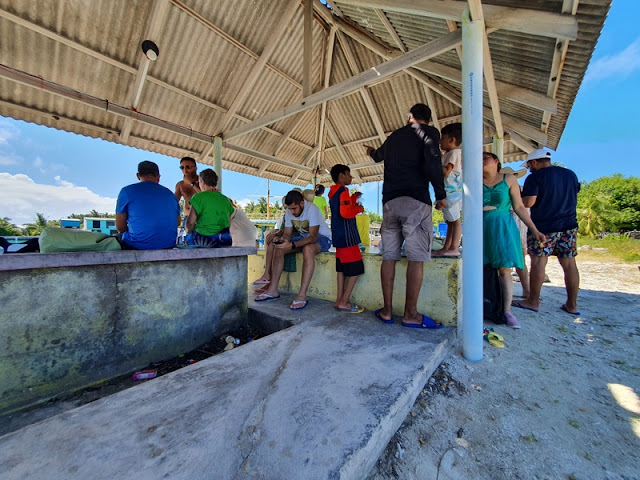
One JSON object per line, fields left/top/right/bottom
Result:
{"left": 0, "top": 292, "right": 455, "bottom": 480}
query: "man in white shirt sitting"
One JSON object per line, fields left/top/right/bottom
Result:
{"left": 255, "top": 190, "right": 331, "bottom": 310}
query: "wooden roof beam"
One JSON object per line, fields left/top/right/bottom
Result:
{"left": 318, "top": 8, "right": 557, "bottom": 114}
{"left": 374, "top": 9, "right": 406, "bottom": 52}
{"left": 303, "top": 0, "right": 314, "bottom": 97}
{"left": 446, "top": 20, "right": 464, "bottom": 62}
{"left": 422, "top": 85, "right": 441, "bottom": 130}
{"left": 216, "top": 0, "right": 300, "bottom": 132}
{"left": 316, "top": 27, "right": 337, "bottom": 170}
{"left": 541, "top": 0, "right": 579, "bottom": 134}
{"left": 223, "top": 143, "right": 314, "bottom": 173}
{"left": 223, "top": 29, "right": 464, "bottom": 140}
{"left": 336, "top": 31, "right": 387, "bottom": 142}
{"left": 170, "top": 0, "right": 301, "bottom": 90}
{"left": 415, "top": 60, "right": 556, "bottom": 114}
{"left": 273, "top": 111, "right": 309, "bottom": 156}
{"left": 0, "top": 10, "right": 317, "bottom": 158}
{"left": 468, "top": 0, "right": 504, "bottom": 139}
{"left": 335, "top": 0, "right": 578, "bottom": 40}
{"left": 325, "top": 119, "right": 363, "bottom": 182}
{"left": 292, "top": 145, "right": 321, "bottom": 182}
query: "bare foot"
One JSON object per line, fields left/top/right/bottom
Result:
{"left": 253, "top": 276, "right": 270, "bottom": 285}
{"left": 401, "top": 313, "right": 424, "bottom": 325}
{"left": 290, "top": 298, "right": 308, "bottom": 310}
{"left": 511, "top": 299, "right": 539, "bottom": 312}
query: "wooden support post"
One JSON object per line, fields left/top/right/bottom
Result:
{"left": 213, "top": 136, "right": 223, "bottom": 192}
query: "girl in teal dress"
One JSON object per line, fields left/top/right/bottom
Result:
{"left": 483, "top": 152, "right": 545, "bottom": 328}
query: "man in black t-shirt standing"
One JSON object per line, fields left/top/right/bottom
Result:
{"left": 365, "top": 104, "right": 446, "bottom": 329}
{"left": 512, "top": 149, "right": 581, "bottom": 316}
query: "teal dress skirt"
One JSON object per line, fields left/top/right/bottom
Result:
{"left": 483, "top": 176, "right": 524, "bottom": 269}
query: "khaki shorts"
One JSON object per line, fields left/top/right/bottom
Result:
{"left": 442, "top": 200, "right": 461, "bottom": 222}
{"left": 381, "top": 196, "right": 433, "bottom": 262}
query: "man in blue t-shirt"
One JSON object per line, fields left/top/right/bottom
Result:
{"left": 115, "top": 161, "right": 181, "bottom": 250}
{"left": 512, "top": 149, "right": 581, "bottom": 317}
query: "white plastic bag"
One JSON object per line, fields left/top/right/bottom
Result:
{"left": 229, "top": 209, "right": 257, "bottom": 247}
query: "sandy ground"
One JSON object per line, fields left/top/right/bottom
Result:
{"left": 367, "top": 257, "right": 640, "bottom": 480}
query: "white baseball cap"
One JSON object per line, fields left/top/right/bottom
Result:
{"left": 501, "top": 166, "right": 527, "bottom": 179}
{"left": 522, "top": 148, "right": 551, "bottom": 166}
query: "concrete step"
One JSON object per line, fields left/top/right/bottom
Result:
{"left": 0, "top": 294, "right": 455, "bottom": 480}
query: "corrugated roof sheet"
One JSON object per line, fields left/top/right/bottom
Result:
{"left": 0, "top": 0, "right": 611, "bottom": 182}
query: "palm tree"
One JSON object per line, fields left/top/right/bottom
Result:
{"left": 24, "top": 213, "right": 50, "bottom": 236}
{"left": 243, "top": 201, "right": 255, "bottom": 213}
{"left": 578, "top": 195, "right": 616, "bottom": 237}
{"left": 0, "top": 217, "right": 22, "bottom": 236}
{"left": 257, "top": 197, "right": 268, "bottom": 214}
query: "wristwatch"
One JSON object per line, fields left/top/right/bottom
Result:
{"left": 291, "top": 242, "right": 296, "bottom": 250}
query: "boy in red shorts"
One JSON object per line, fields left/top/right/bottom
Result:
{"left": 328, "top": 164, "right": 365, "bottom": 313}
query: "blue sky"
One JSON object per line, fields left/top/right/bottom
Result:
{"left": 1, "top": 0, "right": 638, "bottom": 226}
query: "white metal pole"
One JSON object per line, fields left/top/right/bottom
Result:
{"left": 213, "top": 136, "right": 223, "bottom": 192}
{"left": 493, "top": 135, "right": 504, "bottom": 162}
{"left": 461, "top": 8, "right": 484, "bottom": 362}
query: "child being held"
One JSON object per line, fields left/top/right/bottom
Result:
{"left": 328, "top": 164, "right": 365, "bottom": 313}
{"left": 433, "top": 122, "right": 463, "bottom": 257}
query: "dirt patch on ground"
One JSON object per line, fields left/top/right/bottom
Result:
{"left": 0, "top": 322, "right": 265, "bottom": 437}
{"left": 368, "top": 258, "right": 640, "bottom": 480}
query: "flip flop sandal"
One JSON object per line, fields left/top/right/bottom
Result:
{"left": 255, "top": 293, "right": 281, "bottom": 302}
{"left": 401, "top": 315, "right": 443, "bottom": 329}
{"left": 375, "top": 309, "right": 394, "bottom": 324}
{"left": 253, "top": 278, "right": 270, "bottom": 285}
{"left": 337, "top": 304, "right": 365, "bottom": 313}
{"left": 511, "top": 300, "right": 539, "bottom": 313}
{"left": 483, "top": 327, "right": 503, "bottom": 342}
{"left": 484, "top": 332, "right": 504, "bottom": 348}
{"left": 560, "top": 305, "right": 581, "bottom": 316}
{"left": 289, "top": 300, "right": 307, "bottom": 310}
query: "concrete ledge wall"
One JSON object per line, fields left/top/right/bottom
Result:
{"left": 248, "top": 252, "right": 461, "bottom": 326}
{"left": 0, "top": 249, "right": 253, "bottom": 415}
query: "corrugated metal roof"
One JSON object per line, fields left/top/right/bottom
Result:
{"left": 0, "top": 0, "right": 611, "bottom": 183}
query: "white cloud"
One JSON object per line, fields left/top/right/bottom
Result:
{"left": 0, "top": 172, "right": 117, "bottom": 225}
{"left": 235, "top": 198, "right": 252, "bottom": 208}
{"left": 584, "top": 37, "right": 640, "bottom": 84}
{"left": 0, "top": 154, "right": 18, "bottom": 166}
{"left": 0, "top": 118, "right": 19, "bottom": 145}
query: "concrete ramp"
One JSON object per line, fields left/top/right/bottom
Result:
{"left": 0, "top": 295, "right": 455, "bottom": 480}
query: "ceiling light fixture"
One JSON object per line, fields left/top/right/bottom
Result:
{"left": 141, "top": 40, "right": 159, "bottom": 61}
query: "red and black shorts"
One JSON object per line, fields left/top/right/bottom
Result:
{"left": 335, "top": 245, "right": 365, "bottom": 277}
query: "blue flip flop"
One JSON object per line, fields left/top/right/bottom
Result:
{"left": 375, "top": 309, "right": 394, "bottom": 324}
{"left": 512, "top": 300, "right": 539, "bottom": 313}
{"left": 560, "top": 305, "right": 581, "bottom": 316}
{"left": 402, "top": 314, "right": 443, "bottom": 329}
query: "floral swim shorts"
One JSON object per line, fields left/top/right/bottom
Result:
{"left": 527, "top": 228, "right": 577, "bottom": 258}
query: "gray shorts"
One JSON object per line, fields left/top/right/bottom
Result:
{"left": 381, "top": 196, "right": 433, "bottom": 262}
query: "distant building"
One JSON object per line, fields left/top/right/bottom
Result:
{"left": 83, "top": 217, "right": 117, "bottom": 236}
{"left": 60, "top": 218, "right": 82, "bottom": 229}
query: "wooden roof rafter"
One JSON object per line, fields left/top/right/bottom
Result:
{"left": 333, "top": 0, "right": 579, "bottom": 40}
{"left": 541, "top": 0, "right": 580, "bottom": 134}
{"left": 468, "top": 0, "right": 504, "bottom": 139}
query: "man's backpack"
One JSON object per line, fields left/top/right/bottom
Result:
{"left": 483, "top": 264, "right": 505, "bottom": 324}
